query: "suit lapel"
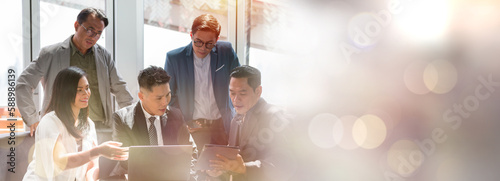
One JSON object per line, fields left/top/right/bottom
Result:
{"left": 210, "top": 46, "right": 218, "bottom": 84}
{"left": 61, "top": 36, "right": 71, "bottom": 70}
{"left": 239, "top": 113, "right": 258, "bottom": 148}
{"left": 160, "top": 114, "right": 168, "bottom": 145}
{"left": 132, "top": 102, "right": 150, "bottom": 145}
{"left": 239, "top": 99, "right": 265, "bottom": 147}
{"left": 186, "top": 44, "right": 196, "bottom": 118}
{"left": 92, "top": 45, "right": 109, "bottom": 121}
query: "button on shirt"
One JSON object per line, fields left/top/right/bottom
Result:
{"left": 140, "top": 101, "right": 164, "bottom": 145}
{"left": 192, "top": 53, "right": 222, "bottom": 120}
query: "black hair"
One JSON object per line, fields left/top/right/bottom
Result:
{"left": 77, "top": 7, "right": 109, "bottom": 27}
{"left": 230, "top": 65, "right": 262, "bottom": 90}
{"left": 45, "top": 67, "right": 89, "bottom": 139}
{"left": 138, "top": 66, "right": 171, "bottom": 92}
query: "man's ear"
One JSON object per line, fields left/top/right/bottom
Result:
{"left": 190, "top": 31, "right": 193, "bottom": 39}
{"left": 138, "top": 91, "right": 144, "bottom": 101}
{"left": 74, "top": 21, "right": 79, "bottom": 32}
{"left": 256, "top": 86, "right": 262, "bottom": 97}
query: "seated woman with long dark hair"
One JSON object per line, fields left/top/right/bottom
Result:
{"left": 23, "top": 67, "right": 128, "bottom": 181}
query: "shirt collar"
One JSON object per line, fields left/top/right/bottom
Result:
{"left": 193, "top": 52, "right": 210, "bottom": 62}
{"left": 238, "top": 98, "right": 264, "bottom": 121}
{"left": 140, "top": 100, "right": 157, "bottom": 121}
{"left": 139, "top": 101, "right": 167, "bottom": 121}
{"left": 69, "top": 35, "right": 93, "bottom": 56}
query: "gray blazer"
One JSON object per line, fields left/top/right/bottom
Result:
{"left": 228, "top": 98, "right": 296, "bottom": 181}
{"left": 16, "top": 35, "right": 133, "bottom": 126}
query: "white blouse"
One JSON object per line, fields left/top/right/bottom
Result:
{"left": 23, "top": 111, "right": 98, "bottom": 181}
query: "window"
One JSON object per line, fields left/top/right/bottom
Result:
{"left": 249, "top": 0, "right": 291, "bottom": 106}
{"left": 1, "top": 1, "right": 23, "bottom": 107}
{"left": 40, "top": 0, "right": 106, "bottom": 48}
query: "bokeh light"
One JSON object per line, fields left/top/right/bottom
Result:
{"left": 395, "top": 0, "right": 450, "bottom": 43}
{"left": 368, "top": 96, "right": 402, "bottom": 131}
{"left": 352, "top": 114, "right": 387, "bottom": 149}
{"left": 404, "top": 60, "right": 431, "bottom": 95}
{"left": 424, "top": 60, "right": 458, "bottom": 94}
{"left": 387, "top": 140, "right": 424, "bottom": 177}
{"left": 337, "top": 115, "right": 360, "bottom": 150}
{"left": 308, "top": 113, "right": 343, "bottom": 149}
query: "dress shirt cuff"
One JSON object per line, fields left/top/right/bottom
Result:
{"left": 244, "top": 160, "right": 261, "bottom": 169}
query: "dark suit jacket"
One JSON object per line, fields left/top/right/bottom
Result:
{"left": 109, "top": 102, "right": 191, "bottom": 176}
{"left": 228, "top": 98, "right": 296, "bottom": 181}
{"left": 113, "top": 102, "right": 191, "bottom": 147}
{"left": 164, "top": 41, "right": 240, "bottom": 133}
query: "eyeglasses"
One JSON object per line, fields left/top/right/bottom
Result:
{"left": 193, "top": 39, "right": 216, "bottom": 49}
{"left": 81, "top": 24, "right": 102, "bottom": 39}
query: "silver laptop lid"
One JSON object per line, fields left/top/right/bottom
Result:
{"left": 128, "top": 145, "right": 193, "bottom": 181}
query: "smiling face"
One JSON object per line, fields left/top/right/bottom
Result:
{"left": 139, "top": 83, "right": 171, "bottom": 116}
{"left": 71, "top": 76, "right": 91, "bottom": 113}
{"left": 72, "top": 14, "right": 105, "bottom": 54}
{"left": 190, "top": 30, "right": 218, "bottom": 58}
{"left": 229, "top": 77, "right": 262, "bottom": 115}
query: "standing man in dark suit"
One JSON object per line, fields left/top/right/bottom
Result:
{"left": 111, "top": 66, "right": 191, "bottom": 175}
{"left": 165, "top": 14, "right": 240, "bottom": 150}
{"left": 206, "top": 66, "right": 296, "bottom": 181}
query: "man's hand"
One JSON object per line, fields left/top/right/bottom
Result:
{"left": 30, "top": 122, "right": 40, "bottom": 137}
{"left": 209, "top": 154, "right": 246, "bottom": 174}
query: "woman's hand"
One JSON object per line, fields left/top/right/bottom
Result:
{"left": 95, "top": 141, "right": 128, "bottom": 161}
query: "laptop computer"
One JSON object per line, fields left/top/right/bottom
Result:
{"left": 128, "top": 145, "right": 193, "bottom": 181}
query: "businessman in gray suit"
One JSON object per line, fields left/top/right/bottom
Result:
{"left": 206, "top": 65, "right": 296, "bottom": 181}
{"left": 16, "top": 8, "right": 133, "bottom": 137}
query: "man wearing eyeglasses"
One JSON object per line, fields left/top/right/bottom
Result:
{"left": 165, "top": 14, "right": 240, "bottom": 153}
{"left": 16, "top": 8, "right": 133, "bottom": 141}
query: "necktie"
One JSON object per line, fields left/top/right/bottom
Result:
{"left": 148, "top": 116, "right": 158, "bottom": 145}
{"left": 228, "top": 115, "right": 243, "bottom": 146}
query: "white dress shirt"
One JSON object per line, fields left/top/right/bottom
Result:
{"left": 192, "top": 53, "right": 222, "bottom": 120}
{"left": 140, "top": 101, "right": 165, "bottom": 145}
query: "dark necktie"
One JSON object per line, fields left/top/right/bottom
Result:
{"left": 228, "top": 115, "right": 243, "bottom": 146}
{"left": 148, "top": 116, "right": 158, "bottom": 145}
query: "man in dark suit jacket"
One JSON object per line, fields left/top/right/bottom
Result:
{"left": 206, "top": 66, "right": 296, "bottom": 181}
{"left": 111, "top": 66, "right": 191, "bottom": 175}
{"left": 113, "top": 103, "right": 190, "bottom": 147}
{"left": 165, "top": 14, "right": 240, "bottom": 150}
